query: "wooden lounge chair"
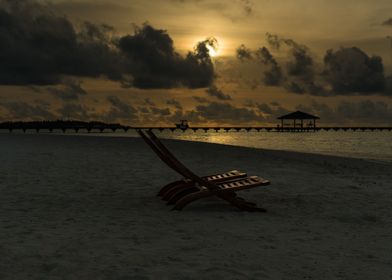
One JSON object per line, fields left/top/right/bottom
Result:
{"left": 140, "top": 130, "right": 248, "bottom": 198}
{"left": 138, "top": 130, "right": 252, "bottom": 204}
{"left": 137, "top": 129, "right": 271, "bottom": 211}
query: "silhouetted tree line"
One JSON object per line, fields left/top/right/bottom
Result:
{"left": 0, "top": 120, "right": 130, "bottom": 132}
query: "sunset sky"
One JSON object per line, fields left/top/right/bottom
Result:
{"left": 1, "top": 0, "right": 392, "bottom": 125}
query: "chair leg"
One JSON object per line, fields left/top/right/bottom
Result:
{"left": 162, "top": 182, "right": 193, "bottom": 200}
{"left": 173, "top": 190, "right": 266, "bottom": 212}
{"left": 158, "top": 180, "right": 186, "bottom": 196}
{"left": 172, "top": 191, "right": 212, "bottom": 210}
{"left": 167, "top": 186, "right": 200, "bottom": 205}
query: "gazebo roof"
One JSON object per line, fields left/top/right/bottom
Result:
{"left": 277, "top": 111, "right": 320, "bottom": 120}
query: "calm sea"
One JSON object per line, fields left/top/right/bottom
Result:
{"left": 99, "top": 130, "right": 392, "bottom": 162}
{"left": 2, "top": 130, "right": 392, "bottom": 162}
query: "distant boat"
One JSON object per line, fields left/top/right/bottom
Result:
{"left": 175, "top": 120, "right": 189, "bottom": 130}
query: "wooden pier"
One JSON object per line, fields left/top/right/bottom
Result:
{"left": 0, "top": 121, "right": 392, "bottom": 133}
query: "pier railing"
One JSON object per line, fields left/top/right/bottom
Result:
{"left": 1, "top": 122, "right": 392, "bottom": 133}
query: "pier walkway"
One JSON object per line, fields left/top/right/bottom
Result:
{"left": 1, "top": 122, "right": 391, "bottom": 133}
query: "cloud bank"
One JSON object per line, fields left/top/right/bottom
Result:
{"left": 237, "top": 34, "right": 392, "bottom": 96}
{"left": 0, "top": 0, "right": 216, "bottom": 89}
{"left": 382, "top": 18, "right": 392, "bottom": 26}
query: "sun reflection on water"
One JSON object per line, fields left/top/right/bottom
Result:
{"left": 40, "top": 130, "right": 392, "bottom": 162}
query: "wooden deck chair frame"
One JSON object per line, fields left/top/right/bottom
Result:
{"left": 140, "top": 130, "right": 259, "bottom": 205}
{"left": 141, "top": 130, "right": 248, "bottom": 198}
{"left": 137, "top": 129, "right": 270, "bottom": 211}
{"left": 138, "top": 130, "right": 246, "bottom": 204}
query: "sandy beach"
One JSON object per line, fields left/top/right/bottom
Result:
{"left": 0, "top": 134, "right": 391, "bottom": 280}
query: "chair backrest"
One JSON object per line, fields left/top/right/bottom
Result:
{"left": 138, "top": 130, "right": 200, "bottom": 180}
{"left": 145, "top": 131, "right": 197, "bottom": 175}
{"left": 138, "top": 130, "right": 219, "bottom": 191}
{"left": 137, "top": 130, "right": 184, "bottom": 175}
{"left": 146, "top": 131, "right": 220, "bottom": 190}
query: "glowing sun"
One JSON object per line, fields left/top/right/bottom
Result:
{"left": 207, "top": 44, "right": 219, "bottom": 57}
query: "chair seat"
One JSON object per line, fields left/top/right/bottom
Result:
{"left": 160, "top": 169, "right": 247, "bottom": 197}
{"left": 202, "top": 176, "right": 270, "bottom": 192}
{"left": 173, "top": 176, "right": 271, "bottom": 210}
{"left": 203, "top": 169, "right": 247, "bottom": 182}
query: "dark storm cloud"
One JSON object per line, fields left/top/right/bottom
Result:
{"left": 336, "top": 100, "right": 392, "bottom": 122}
{"left": 386, "top": 76, "right": 392, "bottom": 95}
{"left": 297, "top": 100, "right": 392, "bottom": 125}
{"left": 296, "top": 101, "right": 338, "bottom": 123}
{"left": 48, "top": 80, "right": 87, "bottom": 101}
{"left": 0, "top": 100, "right": 55, "bottom": 120}
{"left": 255, "top": 47, "right": 283, "bottom": 86}
{"left": 106, "top": 96, "right": 138, "bottom": 121}
{"left": 237, "top": 36, "right": 314, "bottom": 89}
{"left": 206, "top": 86, "right": 232, "bottom": 100}
{"left": 58, "top": 103, "right": 90, "bottom": 120}
{"left": 280, "top": 37, "right": 326, "bottom": 96}
{"left": 195, "top": 102, "right": 261, "bottom": 122}
{"left": 382, "top": 18, "right": 392, "bottom": 26}
{"left": 192, "top": 96, "right": 209, "bottom": 103}
{"left": 324, "top": 47, "right": 386, "bottom": 94}
{"left": 79, "top": 21, "right": 115, "bottom": 43}
{"left": 237, "top": 34, "right": 391, "bottom": 96}
{"left": 257, "top": 103, "right": 273, "bottom": 114}
{"left": 138, "top": 106, "right": 150, "bottom": 114}
{"left": 0, "top": 0, "right": 216, "bottom": 89}
{"left": 240, "top": 0, "right": 253, "bottom": 16}
{"left": 250, "top": 101, "right": 289, "bottom": 122}
{"left": 265, "top": 33, "right": 282, "bottom": 50}
{"left": 150, "top": 107, "right": 171, "bottom": 116}
{"left": 242, "top": 100, "right": 290, "bottom": 123}
{"left": 144, "top": 98, "right": 156, "bottom": 106}
{"left": 265, "top": 33, "right": 316, "bottom": 89}
{"left": 243, "top": 100, "right": 256, "bottom": 108}
{"left": 283, "top": 81, "right": 305, "bottom": 94}
{"left": 118, "top": 25, "right": 216, "bottom": 89}
{"left": 0, "top": 0, "right": 122, "bottom": 85}
{"left": 166, "top": 99, "right": 183, "bottom": 110}
{"left": 236, "top": 44, "right": 253, "bottom": 61}
{"left": 285, "top": 42, "right": 313, "bottom": 78}
{"left": 167, "top": 108, "right": 203, "bottom": 124}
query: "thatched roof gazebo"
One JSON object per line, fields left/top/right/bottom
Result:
{"left": 277, "top": 111, "right": 320, "bottom": 131}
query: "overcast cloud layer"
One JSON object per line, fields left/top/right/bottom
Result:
{"left": 1, "top": 0, "right": 392, "bottom": 125}
{"left": 237, "top": 34, "right": 392, "bottom": 97}
{"left": 0, "top": 0, "right": 216, "bottom": 89}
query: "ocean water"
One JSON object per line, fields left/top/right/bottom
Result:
{"left": 2, "top": 130, "right": 392, "bottom": 162}
{"left": 95, "top": 130, "right": 392, "bottom": 162}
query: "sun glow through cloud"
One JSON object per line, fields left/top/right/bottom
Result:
{"left": 207, "top": 44, "right": 219, "bottom": 57}
{"left": 182, "top": 36, "right": 229, "bottom": 57}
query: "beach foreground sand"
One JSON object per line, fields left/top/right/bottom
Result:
{"left": 0, "top": 134, "right": 391, "bottom": 279}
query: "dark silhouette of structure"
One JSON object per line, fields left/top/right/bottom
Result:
{"left": 175, "top": 120, "right": 189, "bottom": 130}
{"left": 0, "top": 120, "right": 128, "bottom": 133}
{"left": 0, "top": 120, "right": 391, "bottom": 133}
{"left": 277, "top": 111, "right": 320, "bottom": 132}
